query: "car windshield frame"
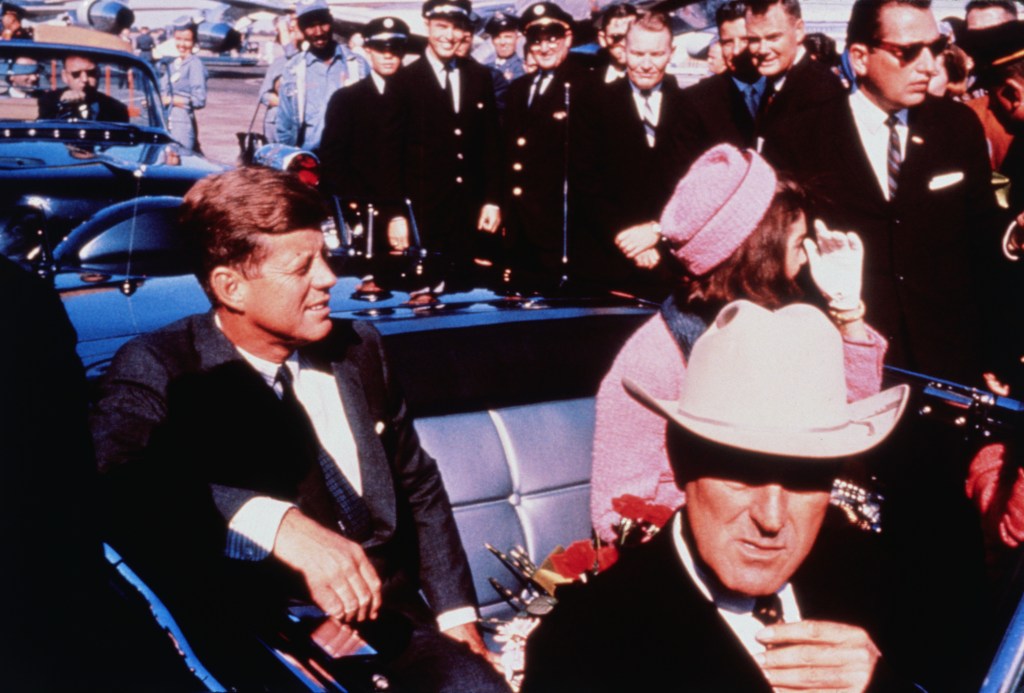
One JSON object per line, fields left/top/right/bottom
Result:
{"left": 0, "top": 40, "right": 168, "bottom": 133}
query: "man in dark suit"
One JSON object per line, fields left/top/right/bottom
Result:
{"left": 38, "top": 54, "right": 130, "bottom": 122}
{"left": 320, "top": 16, "right": 408, "bottom": 216}
{"left": 571, "top": 11, "right": 688, "bottom": 296}
{"left": 381, "top": 0, "right": 503, "bottom": 274}
{"left": 91, "top": 167, "right": 507, "bottom": 692}
{"left": 521, "top": 301, "right": 917, "bottom": 692}
{"left": 675, "top": 1, "right": 765, "bottom": 167}
{"left": 745, "top": 0, "right": 845, "bottom": 150}
{"left": 766, "top": 0, "right": 999, "bottom": 383}
{"left": 502, "top": 2, "right": 594, "bottom": 287}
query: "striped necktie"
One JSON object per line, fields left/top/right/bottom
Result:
{"left": 885, "top": 113, "right": 901, "bottom": 201}
{"left": 640, "top": 89, "right": 656, "bottom": 147}
{"left": 276, "top": 365, "right": 372, "bottom": 542}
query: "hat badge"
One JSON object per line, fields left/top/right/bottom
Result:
{"left": 383, "top": 17, "right": 394, "bottom": 27}
{"left": 534, "top": 5, "right": 545, "bottom": 15}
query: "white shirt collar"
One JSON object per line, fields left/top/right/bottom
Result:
{"left": 371, "top": 71, "right": 386, "bottom": 94}
{"left": 849, "top": 87, "right": 907, "bottom": 133}
{"left": 212, "top": 313, "right": 298, "bottom": 388}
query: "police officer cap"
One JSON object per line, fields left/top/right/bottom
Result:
{"left": 296, "top": 0, "right": 331, "bottom": 21}
{"left": 962, "top": 20, "right": 1024, "bottom": 71}
{"left": 520, "top": 2, "right": 573, "bottom": 33}
{"left": 423, "top": 0, "right": 473, "bottom": 23}
{"left": 1, "top": 2, "right": 25, "bottom": 19}
{"left": 485, "top": 11, "right": 518, "bottom": 36}
{"left": 365, "top": 16, "right": 410, "bottom": 49}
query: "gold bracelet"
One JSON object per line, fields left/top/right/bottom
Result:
{"left": 828, "top": 300, "right": 866, "bottom": 325}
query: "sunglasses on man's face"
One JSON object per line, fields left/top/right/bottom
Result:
{"left": 606, "top": 33, "right": 627, "bottom": 45}
{"left": 68, "top": 68, "right": 99, "bottom": 79}
{"left": 871, "top": 35, "right": 948, "bottom": 65}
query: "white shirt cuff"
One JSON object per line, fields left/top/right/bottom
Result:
{"left": 1003, "top": 220, "right": 1021, "bottom": 262}
{"left": 436, "top": 606, "right": 478, "bottom": 632}
{"left": 226, "top": 497, "right": 295, "bottom": 561}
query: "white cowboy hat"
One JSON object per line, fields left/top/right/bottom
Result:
{"left": 624, "top": 300, "right": 909, "bottom": 459}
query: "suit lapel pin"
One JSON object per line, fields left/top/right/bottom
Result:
{"left": 911, "top": 135, "right": 924, "bottom": 145}
{"left": 375, "top": 421, "right": 386, "bottom": 435}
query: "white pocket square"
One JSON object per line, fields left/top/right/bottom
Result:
{"left": 928, "top": 171, "right": 964, "bottom": 190}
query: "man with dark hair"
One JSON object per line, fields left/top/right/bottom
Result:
{"left": 966, "top": 0, "right": 1018, "bottom": 28}
{"left": 502, "top": 1, "right": 594, "bottom": 287}
{"left": 381, "top": 0, "right": 503, "bottom": 272}
{"left": 92, "top": 167, "right": 507, "bottom": 692}
{"left": 675, "top": 1, "right": 766, "bottom": 166}
{"left": 276, "top": 0, "right": 370, "bottom": 150}
{"left": 572, "top": 11, "right": 688, "bottom": 294}
{"left": 320, "top": 16, "right": 409, "bottom": 214}
{"left": 595, "top": 2, "right": 638, "bottom": 83}
{"left": 521, "top": 300, "right": 915, "bottom": 692}
{"left": 768, "top": 0, "right": 998, "bottom": 382}
{"left": 745, "top": 0, "right": 845, "bottom": 148}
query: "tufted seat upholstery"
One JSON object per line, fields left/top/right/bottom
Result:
{"left": 416, "top": 397, "right": 596, "bottom": 620}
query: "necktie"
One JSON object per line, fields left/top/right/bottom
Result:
{"left": 744, "top": 84, "right": 759, "bottom": 118}
{"left": 528, "top": 69, "right": 551, "bottom": 107}
{"left": 443, "top": 59, "right": 456, "bottom": 112}
{"left": 640, "top": 89, "right": 656, "bottom": 147}
{"left": 753, "top": 593, "right": 784, "bottom": 627}
{"left": 885, "top": 113, "right": 901, "bottom": 201}
{"left": 275, "top": 366, "right": 373, "bottom": 542}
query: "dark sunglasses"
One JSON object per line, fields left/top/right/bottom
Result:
{"left": 871, "top": 35, "right": 949, "bottom": 65}
{"left": 68, "top": 68, "right": 99, "bottom": 79}
{"left": 606, "top": 32, "right": 627, "bottom": 44}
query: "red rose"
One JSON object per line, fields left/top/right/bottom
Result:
{"left": 612, "top": 494, "right": 651, "bottom": 521}
{"left": 550, "top": 540, "right": 619, "bottom": 579}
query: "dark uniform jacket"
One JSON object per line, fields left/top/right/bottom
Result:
{"left": 502, "top": 55, "right": 595, "bottom": 282}
{"left": 38, "top": 88, "right": 130, "bottom": 122}
{"left": 381, "top": 53, "right": 502, "bottom": 261}
{"left": 675, "top": 71, "right": 757, "bottom": 169}
{"left": 91, "top": 313, "right": 476, "bottom": 639}
{"left": 571, "top": 76, "right": 688, "bottom": 295}
{"left": 320, "top": 75, "right": 394, "bottom": 210}
{"left": 766, "top": 95, "right": 1000, "bottom": 381}
{"left": 756, "top": 53, "right": 845, "bottom": 150}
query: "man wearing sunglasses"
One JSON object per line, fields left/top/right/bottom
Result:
{"left": 38, "top": 54, "right": 129, "bottom": 122}
{"left": 766, "top": 0, "right": 998, "bottom": 385}
{"left": 595, "top": 2, "right": 637, "bottom": 84}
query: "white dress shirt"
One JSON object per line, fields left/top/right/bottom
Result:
{"left": 630, "top": 81, "right": 662, "bottom": 147}
{"left": 425, "top": 49, "right": 460, "bottom": 113}
{"left": 848, "top": 89, "right": 908, "bottom": 201}
{"left": 672, "top": 512, "right": 801, "bottom": 661}
{"left": 371, "top": 71, "right": 386, "bottom": 95}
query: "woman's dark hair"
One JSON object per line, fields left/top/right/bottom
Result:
{"left": 677, "top": 175, "right": 810, "bottom": 321}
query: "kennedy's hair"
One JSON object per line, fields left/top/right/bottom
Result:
{"left": 716, "top": 1, "right": 748, "bottom": 29}
{"left": 847, "top": 0, "right": 932, "bottom": 46}
{"left": 678, "top": 175, "right": 810, "bottom": 319}
{"left": 746, "top": 0, "right": 802, "bottom": 20}
{"left": 180, "top": 167, "right": 328, "bottom": 301}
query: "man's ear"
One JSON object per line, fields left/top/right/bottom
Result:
{"left": 565, "top": 29, "right": 573, "bottom": 49}
{"left": 793, "top": 17, "right": 805, "bottom": 44}
{"left": 209, "top": 265, "right": 248, "bottom": 312}
{"left": 597, "top": 29, "right": 607, "bottom": 48}
{"left": 848, "top": 42, "right": 870, "bottom": 78}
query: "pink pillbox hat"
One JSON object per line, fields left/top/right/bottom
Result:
{"left": 659, "top": 144, "right": 777, "bottom": 277}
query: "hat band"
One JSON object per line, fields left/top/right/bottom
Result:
{"left": 993, "top": 47, "right": 1024, "bottom": 67}
{"left": 525, "top": 17, "right": 570, "bottom": 30}
{"left": 368, "top": 32, "right": 408, "bottom": 41}
{"left": 672, "top": 407, "right": 875, "bottom": 437}
{"left": 425, "top": 4, "right": 470, "bottom": 17}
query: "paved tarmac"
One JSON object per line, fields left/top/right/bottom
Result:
{"left": 196, "top": 64, "right": 267, "bottom": 167}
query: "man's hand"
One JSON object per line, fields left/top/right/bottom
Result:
{"left": 804, "top": 220, "right": 864, "bottom": 311}
{"left": 634, "top": 248, "right": 661, "bottom": 269}
{"left": 60, "top": 89, "right": 86, "bottom": 104}
{"left": 387, "top": 217, "right": 410, "bottom": 251}
{"left": 312, "top": 619, "right": 371, "bottom": 659}
{"left": 478, "top": 204, "right": 501, "bottom": 233}
{"left": 444, "top": 622, "right": 503, "bottom": 672}
{"left": 754, "top": 620, "right": 880, "bottom": 693}
{"left": 614, "top": 222, "right": 660, "bottom": 260}
{"left": 272, "top": 508, "right": 382, "bottom": 623}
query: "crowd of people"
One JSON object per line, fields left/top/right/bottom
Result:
{"left": 5, "top": 0, "right": 1024, "bottom": 690}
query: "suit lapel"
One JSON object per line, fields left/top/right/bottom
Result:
{"left": 330, "top": 358, "right": 397, "bottom": 542}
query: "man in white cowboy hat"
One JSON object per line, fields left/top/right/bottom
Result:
{"left": 522, "top": 300, "right": 918, "bottom": 693}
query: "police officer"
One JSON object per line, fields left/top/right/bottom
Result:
{"left": 160, "top": 21, "right": 207, "bottom": 153}
{"left": 320, "top": 17, "right": 409, "bottom": 215}
{"left": 381, "top": 0, "right": 503, "bottom": 276}
{"left": 276, "top": 0, "right": 369, "bottom": 150}
{"left": 485, "top": 12, "right": 525, "bottom": 83}
{"left": 503, "top": 1, "right": 596, "bottom": 287}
